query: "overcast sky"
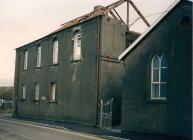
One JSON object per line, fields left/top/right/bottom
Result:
{"left": 0, "top": 0, "right": 175, "bottom": 86}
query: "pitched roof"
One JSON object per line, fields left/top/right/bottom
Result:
{"left": 118, "top": 0, "right": 192, "bottom": 60}
{"left": 0, "top": 87, "right": 13, "bottom": 100}
{"left": 16, "top": 0, "right": 130, "bottom": 50}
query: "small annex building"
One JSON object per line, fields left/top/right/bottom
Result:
{"left": 0, "top": 87, "right": 13, "bottom": 110}
{"left": 119, "top": 0, "right": 192, "bottom": 137}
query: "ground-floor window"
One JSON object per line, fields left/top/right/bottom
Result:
{"left": 151, "top": 54, "right": 167, "bottom": 99}
{"left": 22, "top": 84, "right": 26, "bottom": 100}
{"left": 50, "top": 82, "right": 56, "bottom": 101}
{"left": 35, "top": 83, "right": 40, "bottom": 100}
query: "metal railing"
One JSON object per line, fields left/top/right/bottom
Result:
{"left": 100, "top": 98, "right": 113, "bottom": 128}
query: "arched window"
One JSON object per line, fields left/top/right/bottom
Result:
{"left": 52, "top": 39, "right": 58, "bottom": 64}
{"left": 24, "top": 50, "right": 28, "bottom": 70}
{"left": 22, "top": 84, "right": 26, "bottom": 100}
{"left": 151, "top": 54, "right": 167, "bottom": 99}
{"left": 72, "top": 30, "right": 81, "bottom": 61}
{"left": 37, "top": 45, "right": 41, "bottom": 67}
{"left": 180, "top": 16, "right": 191, "bottom": 30}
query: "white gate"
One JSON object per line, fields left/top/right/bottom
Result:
{"left": 100, "top": 98, "right": 113, "bottom": 128}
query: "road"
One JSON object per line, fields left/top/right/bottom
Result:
{"left": 0, "top": 118, "right": 105, "bottom": 140}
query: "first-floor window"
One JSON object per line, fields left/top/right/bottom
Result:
{"left": 36, "top": 46, "right": 41, "bottom": 67}
{"left": 72, "top": 30, "right": 81, "bottom": 61}
{"left": 22, "top": 84, "right": 26, "bottom": 100}
{"left": 52, "top": 39, "right": 58, "bottom": 64}
{"left": 151, "top": 54, "right": 167, "bottom": 99}
{"left": 50, "top": 82, "right": 56, "bottom": 101}
{"left": 35, "top": 83, "right": 40, "bottom": 100}
{"left": 24, "top": 50, "right": 28, "bottom": 70}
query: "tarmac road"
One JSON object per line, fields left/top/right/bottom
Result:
{"left": 0, "top": 118, "right": 105, "bottom": 140}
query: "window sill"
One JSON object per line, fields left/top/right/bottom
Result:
{"left": 33, "top": 99, "right": 40, "bottom": 102}
{"left": 48, "top": 100, "right": 57, "bottom": 104}
{"left": 21, "top": 99, "right": 26, "bottom": 102}
{"left": 147, "top": 98, "right": 167, "bottom": 104}
{"left": 23, "top": 69, "right": 28, "bottom": 72}
{"left": 71, "top": 59, "right": 81, "bottom": 63}
{"left": 50, "top": 63, "right": 59, "bottom": 67}
{"left": 35, "top": 66, "right": 42, "bottom": 70}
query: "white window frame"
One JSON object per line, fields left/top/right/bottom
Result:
{"left": 22, "top": 84, "right": 26, "bottom": 100}
{"left": 35, "top": 83, "right": 40, "bottom": 100}
{"left": 51, "top": 83, "right": 56, "bottom": 101}
{"left": 52, "top": 40, "right": 58, "bottom": 64}
{"left": 72, "top": 31, "right": 81, "bottom": 61}
{"left": 24, "top": 50, "right": 28, "bottom": 70}
{"left": 37, "top": 46, "right": 41, "bottom": 67}
{"left": 151, "top": 55, "right": 167, "bottom": 100}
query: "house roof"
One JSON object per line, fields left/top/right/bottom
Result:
{"left": 16, "top": 0, "right": 131, "bottom": 50}
{"left": 0, "top": 87, "right": 13, "bottom": 100}
{"left": 118, "top": 0, "right": 192, "bottom": 60}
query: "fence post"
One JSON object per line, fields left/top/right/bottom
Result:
{"left": 100, "top": 99, "right": 103, "bottom": 128}
{"left": 110, "top": 98, "right": 113, "bottom": 127}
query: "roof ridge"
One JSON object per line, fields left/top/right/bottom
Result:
{"left": 118, "top": 0, "right": 182, "bottom": 60}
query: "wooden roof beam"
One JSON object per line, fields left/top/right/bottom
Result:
{"left": 113, "top": 9, "right": 128, "bottom": 29}
{"left": 58, "top": 0, "right": 150, "bottom": 31}
{"left": 128, "top": 0, "right": 150, "bottom": 27}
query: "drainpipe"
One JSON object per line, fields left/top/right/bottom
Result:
{"left": 13, "top": 50, "right": 20, "bottom": 117}
{"left": 96, "top": 16, "right": 101, "bottom": 127}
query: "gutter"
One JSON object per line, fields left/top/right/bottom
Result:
{"left": 95, "top": 16, "right": 101, "bottom": 127}
{"left": 13, "top": 51, "right": 20, "bottom": 117}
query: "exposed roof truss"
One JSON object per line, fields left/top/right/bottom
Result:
{"left": 55, "top": 0, "right": 150, "bottom": 32}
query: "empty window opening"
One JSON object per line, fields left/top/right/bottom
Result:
{"left": 50, "top": 83, "right": 56, "bottom": 101}
{"left": 24, "top": 50, "right": 28, "bottom": 70}
{"left": 37, "top": 46, "right": 41, "bottom": 67}
{"left": 22, "top": 84, "right": 26, "bottom": 100}
{"left": 35, "top": 83, "right": 40, "bottom": 100}
{"left": 52, "top": 39, "right": 58, "bottom": 64}
{"left": 72, "top": 30, "right": 81, "bottom": 61}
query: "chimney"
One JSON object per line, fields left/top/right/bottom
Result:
{"left": 93, "top": 5, "right": 105, "bottom": 12}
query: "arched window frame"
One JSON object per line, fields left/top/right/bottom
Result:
{"left": 52, "top": 39, "right": 58, "bottom": 64}
{"left": 36, "top": 45, "right": 41, "bottom": 67}
{"left": 24, "top": 50, "right": 28, "bottom": 70}
{"left": 151, "top": 54, "right": 167, "bottom": 100}
{"left": 22, "top": 84, "right": 26, "bottom": 101}
{"left": 72, "top": 30, "right": 81, "bottom": 61}
{"left": 34, "top": 83, "right": 40, "bottom": 101}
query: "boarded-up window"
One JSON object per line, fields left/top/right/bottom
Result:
{"left": 35, "top": 83, "right": 40, "bottom": 100}
{"left": 72, "top": 31, "right": 81, "bottom": 61}
{"left": 22, "top": 84, "right": 26, "bottom": 100}
{"left": 37, "top": 46, "right": 41, "bottom": 67}
{"left": 51, "top": 83, "right": 56, "bottom": 101}
{"left": 24, "top": 50, "right": 28, "bottom": 70}
{"left": 180, "top": 16, "right": 191, "bottom": 30}
{"left": 151, "top": 54, "right": 167, "bottom": 99}
{"left": 52, "top": 40, "right": 58, "bottom": 64}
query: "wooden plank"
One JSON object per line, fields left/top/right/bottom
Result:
{"left": 128, "top": 0, "right": 150, "bottom": 27}
{"left": 55, "top": 0, "right": 149, "bottom": 32}
{"left": 109, "top": 11, "right": 119, "bottom": 20}
{"left": 127, "top": 1, "right": 130, "bottom": 30}
{"left": 114, "top": 9, "right": 127, "bottom": 29}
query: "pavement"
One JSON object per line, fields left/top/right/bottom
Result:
{"left": 0, "top": 114, "right": 191, "bottom": 140}
{"left": 0, "top": 117, "right": 106, "bottom": 140}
